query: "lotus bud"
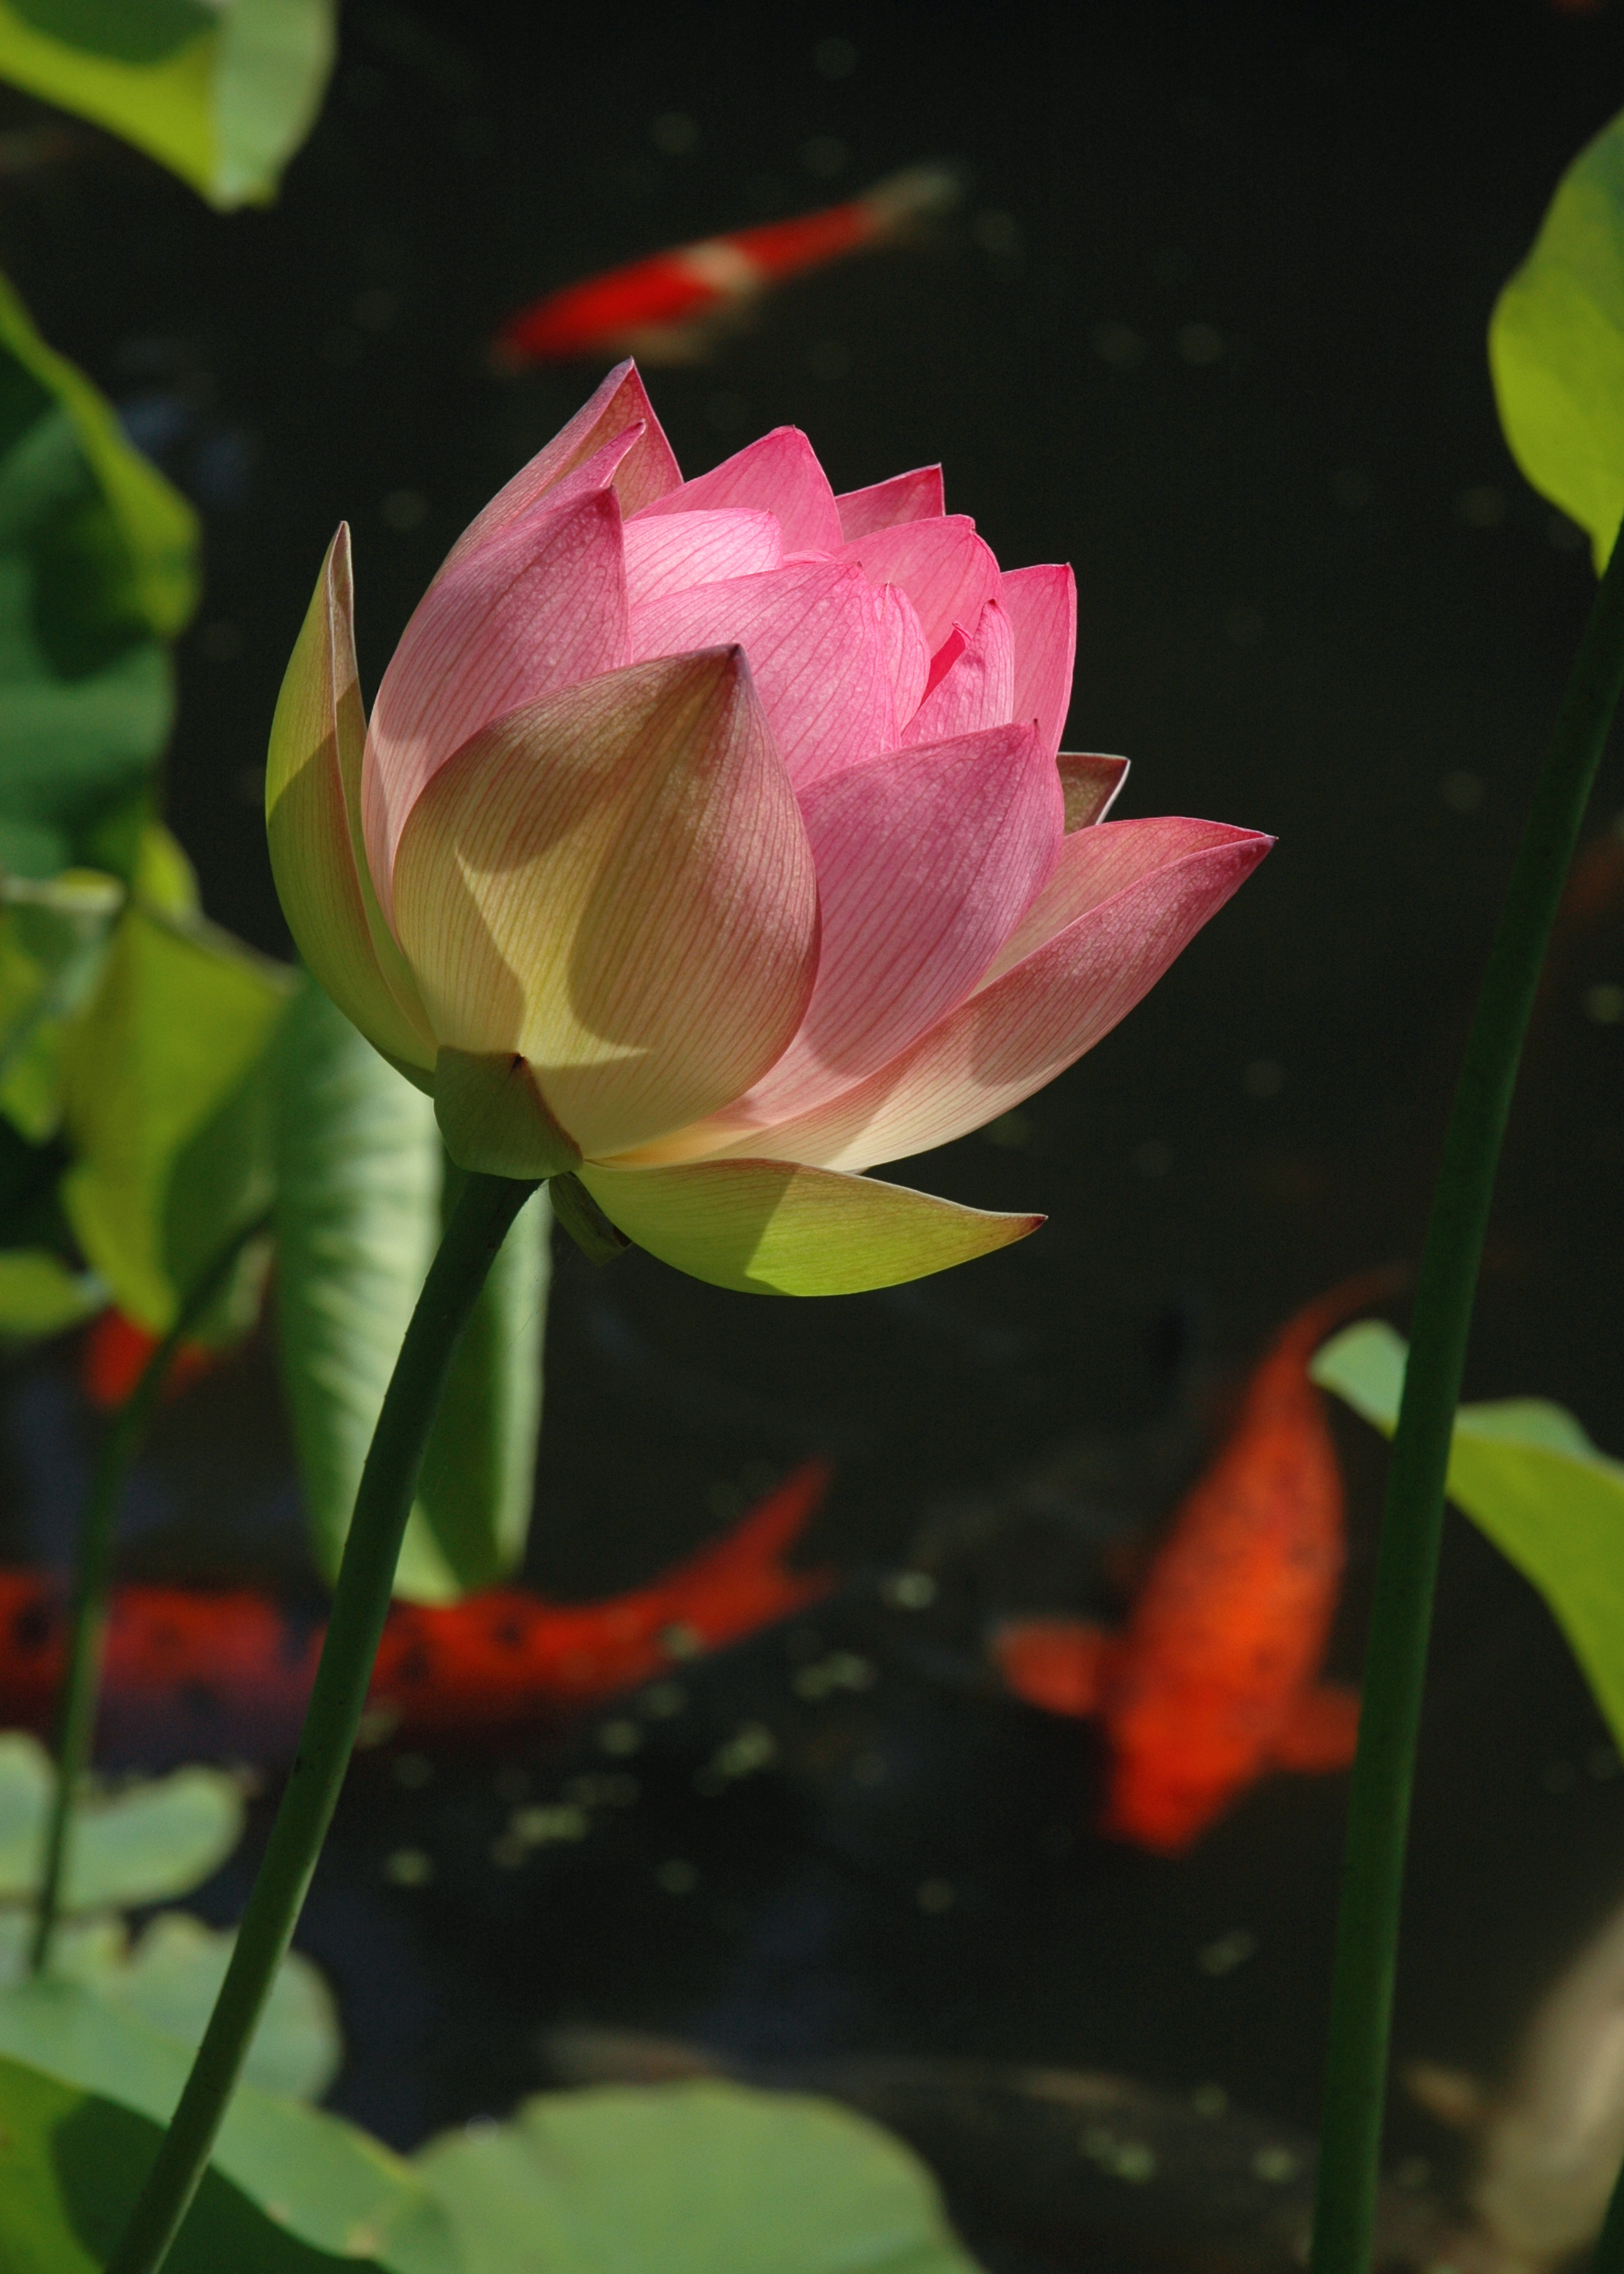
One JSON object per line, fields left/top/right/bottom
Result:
{"left": 267, "top": 365, "right": 1269, "bottom": 1293}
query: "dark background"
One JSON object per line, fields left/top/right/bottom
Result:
{"left": 4, "top": 0, "right": 1624, "bottom": 2243}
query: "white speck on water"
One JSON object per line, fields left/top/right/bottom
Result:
{"left": 1252, "top": 2146, "right": 1300, "bottom": 2185}
{"left": 1199, "top": 1929, "right": 1258, "bottom": 1975}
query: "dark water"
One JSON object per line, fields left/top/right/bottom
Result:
{"left": 2, "top": 2, "right": 1624, "bottom": 2262}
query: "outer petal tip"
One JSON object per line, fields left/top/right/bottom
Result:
{"left": 266, "top": 531, "right": 435, "bottom": 1072}
{"left": 578, "top": 1159, "right": 1043, "bottom": 1295}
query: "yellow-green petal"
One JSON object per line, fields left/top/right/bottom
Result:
{"left": 578, "top": 1157, "right": 1042, "bottom": 1295}
{"left": 266, "top": 529, "right": 435, "bottom": 1073}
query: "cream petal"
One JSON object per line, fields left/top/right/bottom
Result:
{"left": 391, "top": 649, "right": 819, "bottom": 1160}
{"left": 364, "top": 439, "right": 633, "bottom": 913}
{"left": 835, "top": 465, "right": 945, "bottom": 538}
{"left": 901, "top": 597, "right": 1015, "bottom": 746}
{"left": 622, "top": 508, "right": 781, "bottom": 605}
{"left": 630, "top": 561, "right": 896, "bottom": 792}
{"left": 265, "top": 527, "right": 434, "bottom": 1070}
{"left": 1058, "top": 753, "right": 1130, "bottom": 831}
{"left": 633, "top": 426, "right": 844, "bottom": 556}
{"left": 578, "top": 1157, "right": 1041, "bottom": 1294}
{"left": 646, "top": 819, "right": 1271, "bottom": 1174}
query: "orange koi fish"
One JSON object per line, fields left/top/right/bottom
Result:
{"left": 992, "top": 1279, "right": 1393, "bottom": 1853}
{"left": 0, "top": 1463, "right": 832, "bottom": 1764}
{"left": 492, "top": 164, "right": 961, "bottom": 370}
{"left": 80, "top": 1307, "right": 217, "bottom": 1410}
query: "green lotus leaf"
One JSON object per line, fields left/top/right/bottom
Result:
{"left": 1491, "top": 105, "right": 1624, "bottom": 571}
{"left": 0, "top": 0, "right": 336, "bottom": 210}
{"left": 1313, "top": 1321, "right": 1624, "bottom": 1748}
{"left": 0, "top": 1734, "right": 241, "bottom": 1912}
{"left": 273, "top": 978, "right": 551, "bottom": 1604}
{"left": 0, "top": 1906, "right": 339, "bottom": 2103}
{"left": 0, "top": 2052, "right": 369, "bottom": 2274}
{"left": 58, "top": 901, "right": 292, "bottom": 1333}
{"left": 415, "top": 2079, "right": 983, "bottom": 2274}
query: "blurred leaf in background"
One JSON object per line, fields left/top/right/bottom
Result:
{"left": 0, "top": 2022, "right": 983, "bottom": 2274}
{"left": 1313, "top": 1322, "right": 1624, "bottom": 1752}
{"left": 0, "top": 275, "right": 550, "bottom": 1617}
{"left": 59, "top": 884, "right": 292, "bottom": 1334}
{"left": 0, "top": 1733, "right": 340, "bottom": 2101}
{"left": 274, "top": 979, "right": 551, "bottom": 1604}
{"left": 0, "top": 1987, "right": 441, "bottom": 2267}
{"left": 1491, "top": 104, "right": 1624, "bottom": 573}
{"left": 0, "top": 2055, "right": 369, "bottom": 2274}
{"left": 414, "top": 2080, "right": 984, "bottom": 2274}
{"left": 0, "top": 270, "right": 196, "bottom": 885}
{"left": 0, "top": 1913, "right": 339, "bottom": 2100}
{"left": 0, "top": 1731, "right": 240, "bottom": 1910}
{"left": 0, "top": 0, "right": 336, "bottom": 210}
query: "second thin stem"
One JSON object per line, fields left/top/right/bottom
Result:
{"left": 29, "top": 1213, "right": 270, "bottom": 1978}
{"left": 1308, "top": 528, "right": 1624, "bottom": 2274}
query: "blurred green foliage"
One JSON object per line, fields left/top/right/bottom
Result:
{"left": 0, "top": 1733, "right": 340, "bottom": 2099}
{"left": 1492, "top": 105, "right": 1624, "bottom": 572}
{"left": 1315, "top": 1321, "right": 1624, "bottom": 1751}
{"left": 0, "top": 279, "right": 549, "bottom": 1596}
{"left": 0, "top": 0, "right": 336, "bottom": 210}
{"left": 272, "top": 982, "right": 552, "bottom": 1605}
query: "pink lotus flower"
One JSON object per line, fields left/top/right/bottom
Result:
{"left": 266, "top": 364, "right": 1268, "bottom": 1294}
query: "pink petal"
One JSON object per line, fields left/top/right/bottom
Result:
{"left": 921, "top": 625, "right": 965, "bottom": 701}
{"left": 836, "top": 465, "right": 946, "bottom": 539}
{"left": 874, "top": 583, "right": 931, "bottom": 737}
{"left": 633, "top": 427, "right": 844, "bottom": 556}
{"left": 364, "top": 439, "right": 633, "bottom": 910}
{"left": 841, "top": 515, "right": 1001, "bottom": 651}
{"left": 391, "top": 649, "right": 820, "bottom": 1161}
{"left": 623, "top": 508, "right": 782, "bottom": 606}
{"left": 635, "top": 819, "right": 1270, "bottom": 1173}
{"left": 901, "top": 597, "right": 1014, "bottom": 746}
{"left": 630, "top": 562, "right": 895, "bottom": 792}
{"left": 979, "top": 813, "right": 1240, "bottom": 982}
{"left": 443, "top": 361, "right": 679, "bottom": 573}
{"left": 703, "top": 720, "right": 1063, "bottom": 1135}
{"left": 1000, "top": 564, "right": 1076, "bottom": 759}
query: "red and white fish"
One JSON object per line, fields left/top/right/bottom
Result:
{"left": 991, "top": 1279, "right": 1393, "bottom": 1853}
{"left": 492, "top": 164, "right": 961, "bottom": 370}
{"left": 0, "top": 1463, "right": 833, "bottom": 1764}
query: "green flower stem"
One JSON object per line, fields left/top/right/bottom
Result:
{"left": 107, "top": 1169, "right": 538, "bottom": 2274}
{"left": 1309, "top": 529, "right": 1624, "bottom": 2274}
{"left": 29, "top": 1212, "right": 270, "bottom": 1978}
{"left": 1598, "top": 2159, "right": 1624, "bottom": 2274}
